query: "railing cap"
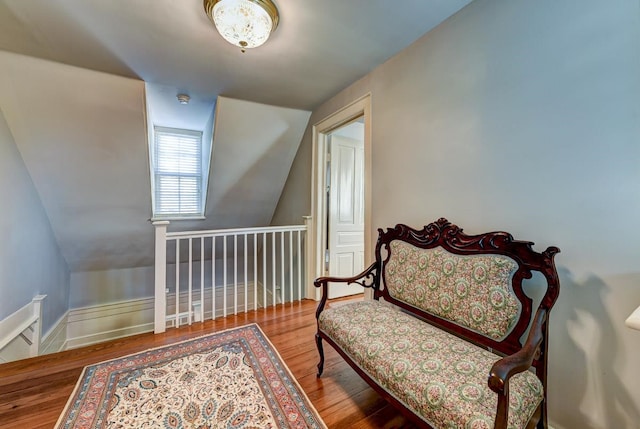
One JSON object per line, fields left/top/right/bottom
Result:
{"left": 166, "top": 224, "right": 306, "bottom": 239}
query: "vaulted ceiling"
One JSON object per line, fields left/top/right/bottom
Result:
{"left": 0, "top": 0, "right": 472, "bottom": 271}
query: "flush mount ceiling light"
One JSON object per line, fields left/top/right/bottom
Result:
{"left": 177, "top": 94, "right": 190, "bottom": 104}
{"left": 204, "top": 0, "right": 279, "bottom": 52}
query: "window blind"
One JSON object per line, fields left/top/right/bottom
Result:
{"left": 153, "top": 127, "right": 203, "bottom": 217}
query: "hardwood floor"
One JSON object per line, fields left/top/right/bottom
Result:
{"left": 0, "top": 298, "right": 417, "bottom": 429}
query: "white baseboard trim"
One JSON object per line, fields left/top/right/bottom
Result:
{"left": 165, "top": 283, "right": 261, "bottom": 327}
{"left": 64, "top": 283, "right": 278, "bottom": 350}
{"left": 65, "top": 297, "right": 155, "bottom": 350}
{"left": 65, "top": 322, "right": 155, "bottom": 350}
{"left": 40, "top": 311, "right": 68, "bottom": 355}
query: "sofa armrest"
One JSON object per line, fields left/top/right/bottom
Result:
{"left": 314, "top": 262, "right": 379, "bottom": 317}
{"left": 314, "top": 261, "right": 379, "bottom": 290}
{"left": 489, "top": 308, "right": 547, "bottom": 391}
{"left": 488, "top": 308, "right": 547, "bottom": 428}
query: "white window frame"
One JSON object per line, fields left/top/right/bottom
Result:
{"left": 151, "top": 126, "right": 205, "bottom": 220}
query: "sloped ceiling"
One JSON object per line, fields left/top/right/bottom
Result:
{"left": 0, "top": 52, "right": 311, "bottom": 271}
{"left": 159, "top": 96, "right": 312, "bottom": 234}
{"left": 0, "top": 0, "right": 473, "bottom": 272}
{"left": 0, "top": 52, "right": 151, "bottom": 271}
{"left": 202, "top": 97, "right": 311, "bottom": 228}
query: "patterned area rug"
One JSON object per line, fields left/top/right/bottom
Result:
{"left": 55, "top": 324, "right": 326, "bottom": 429}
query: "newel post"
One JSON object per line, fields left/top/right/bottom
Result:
{"left": 153, "top": 221, "right": 170, "bottom": 334}
{"left": 31, "top": 294, "right": 46, "bottom": 357}
{"left": 303, "top": 216, "right": 317, "bottom": 300}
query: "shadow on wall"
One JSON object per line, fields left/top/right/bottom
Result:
{"left": 550, "top": 268, "right": 640, "bottom": 429}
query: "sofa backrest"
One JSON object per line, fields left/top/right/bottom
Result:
{"left": 385, "top": 241, "right": 521, "bottom": 340}
{"left": 374, "top": 218, "right": 560, "bottom": 356}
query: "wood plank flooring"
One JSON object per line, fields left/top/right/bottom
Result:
{"left": 0, "top": 298, "right": 417, "bottom": 428}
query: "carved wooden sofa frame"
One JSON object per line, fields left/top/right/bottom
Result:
{"left": 314, "top": 218, "right": 560, "bottom": 429}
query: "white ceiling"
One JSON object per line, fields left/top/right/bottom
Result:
{"left": 0, "top": 0, "right": 473, "bottom": 111}
{"left": 0, "top": 0, "right": 473, "bottom": 272}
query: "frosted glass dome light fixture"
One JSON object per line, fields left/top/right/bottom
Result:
{"left": 204, "top": 0, "right": 279, "bottom": 52}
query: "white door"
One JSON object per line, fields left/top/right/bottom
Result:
{"left": 327, "top": 131, "right": 365, "bottom": 299}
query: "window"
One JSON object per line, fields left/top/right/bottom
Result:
{"left": 152, "top": 126, "right": 204, "bottom": 218}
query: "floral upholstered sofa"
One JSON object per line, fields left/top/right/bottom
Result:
{"left": 314, "top": 219, "right": 560, "bottom": 429}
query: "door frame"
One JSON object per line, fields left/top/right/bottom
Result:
{"left": 307, "top": 94, "right": 372, "bottom": 301}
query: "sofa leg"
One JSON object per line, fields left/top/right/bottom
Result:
{"left": 315, "top": 333, "right": 325, "bottom": 377}
{"left": 536, "top": 402, "right": 547, "bottom": 429}
{"left": 537, "top": 415, "right": 546, "bottom": 428}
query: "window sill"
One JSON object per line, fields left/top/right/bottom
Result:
{"left": 151, "top": 216, "right": 206, "bottom": 222}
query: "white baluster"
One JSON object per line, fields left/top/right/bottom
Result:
{"left": 289, "top": 231, "right": 293, "bottom": 302}
{"left": 212, "top": 236, "right": 216, "bottom": 320}
{"left": 253, "top": 233, "right": 258, "bottom": 310}
{"left": 188, "top": 237, "right": 193, "bottom": 325}
{"left": 281, "top": 231, "right": 285, "bottom": 304}
{"left": 244, "top": 234, "right": 248, "bottom": 312}
{"left": 175, "top": 239, "right": 180, "bottom": 328}
{"left": 223, "top": 236, "right": 228, "bottom": 317}
{"left": 272, "top": 232, "right": 276, "bottom": 307}
{"left": 234, "top": 234, "right": 238, "bottom": 315}
{"left": 263, "top": 232, "right": 267, "bottom": 309}
{"left": 200, "top": 237, "right": 204, "bottom": 322}
{"left": 297, "top": 230, "right": 302, "bottom": 301}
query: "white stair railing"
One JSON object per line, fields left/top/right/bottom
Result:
{"left": 0, "top": 295, "right": 46, "bottom": 362}
{"left": 153, "top": 222, "right": 306, "bottom": 333}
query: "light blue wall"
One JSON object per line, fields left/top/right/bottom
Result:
{"left": 369, "top": 3, "right": 640, "bottom": 426}
{"left": 371, "top": 0, "right": 639, "bottom": 271}
{"left": 69, "top": 257, "right": 258, "bottom": 309}
{"left": 0, "top": 109, "right": 70, "bottom": 333}
{"left": 69, "top": 266, "right": 154, "bottom": 309}
{"left": 274, "top": 0, "right": 640, "bottom": 427}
